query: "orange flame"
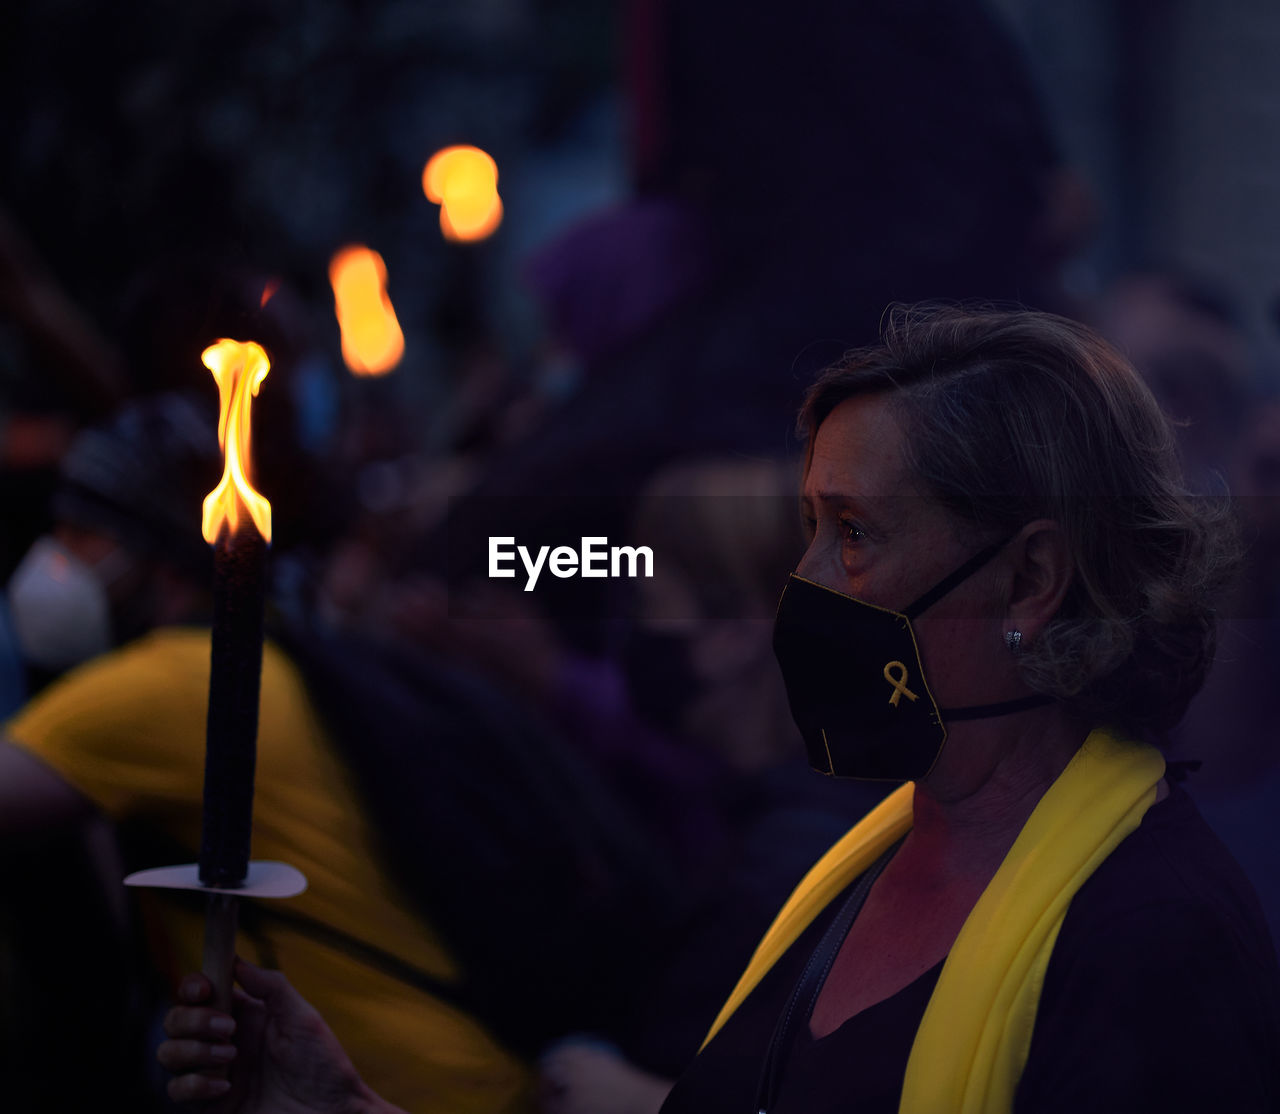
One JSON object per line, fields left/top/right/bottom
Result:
{"left": 329, "top": 246, "right": 405, "bottom": 376}
{"left": 201, "top": 339, "right": 272, "bottom": 544}
{"left": 260, "top": 277, "right": 281, "bottom": 307}
{"left": 422, "top": 146, "right": 503, "bottom": 242}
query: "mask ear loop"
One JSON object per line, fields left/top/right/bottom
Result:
{"left": 943, "top": 694, "right": 1054, "bottom": 720}
{"left": 901, "top": 534, "right": 1055, "bottom": 721}
{"left": 901, "top": 535, "right": 1013, "bottom": 621}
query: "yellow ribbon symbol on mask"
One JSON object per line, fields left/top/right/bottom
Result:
{"left": 883, "top": 661, "right": 919, "bottom": 707}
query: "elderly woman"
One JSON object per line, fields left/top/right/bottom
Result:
{"left": 160, "top": 307, "right": 1280, "bottom": 1113}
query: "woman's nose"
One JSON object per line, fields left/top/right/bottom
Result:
{"left": 794, "top": 537, "right": 831, "bottom": 586}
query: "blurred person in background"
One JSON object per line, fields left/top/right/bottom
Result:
{"left": 1094, "top": 271, "right": 1271, "bottom": 766}
{"left": 0, "top": 205, "right": 133, "bottom": 720}
{"left": 1189, "top": 395, "right": 1280, "bottom": 951}
{"left": 539, "top": 457, "right": 893, "bottom": 1114}
{"left": 1097, "top": 272, "right": 1280, "bottom": 950}
{"left": 1096, "top": 272, "right": 1256, "bottom": 494}
{"left": 433, "top": 0, "right": 1087, "bottom": 634}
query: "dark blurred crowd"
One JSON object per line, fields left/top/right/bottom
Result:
{"left": 1, "top": 2, "right": 1278, "bottom": 1112}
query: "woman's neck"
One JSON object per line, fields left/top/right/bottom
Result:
{"left": 904, "top": 713, "right": 1089, "bottom": 886}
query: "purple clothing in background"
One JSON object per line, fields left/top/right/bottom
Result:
{"left": 523, "top": 199, "right": 714, "bottom": 367}
{"left": 550, "top": 652, "right": 731, "bottom": 873}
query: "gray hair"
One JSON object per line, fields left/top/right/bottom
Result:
{"left": 800, "top": 304, "right": 1241, "bottom": 745}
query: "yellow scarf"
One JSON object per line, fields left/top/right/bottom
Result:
{"left": 701, "top": 728, "right": 1165, "bottom": 1112}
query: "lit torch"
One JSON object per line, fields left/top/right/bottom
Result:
{"left": 199, "top": 338, "right": 272, "bottom": 1007}
{"left": 200, "top": 338, "right": 271, "bottom": 889}
{"left": 124, "top": 339, "right": 305, "bottom": 1014}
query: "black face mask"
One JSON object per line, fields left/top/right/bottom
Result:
{"left": 621, "top": 628, "right": 701, "bottom": 736}
{"left": 772, "top": 538, "right": 1050, "bottom": 781}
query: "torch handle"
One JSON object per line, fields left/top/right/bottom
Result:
{"left": 202, "top": 892, "right": 240, "bottom": 1015}
{"left": 201, "top": 526, "right": 267, "bottom": 886}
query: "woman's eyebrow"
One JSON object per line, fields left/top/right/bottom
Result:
{"left": 801, "top": 491, "right": 888, "bottom": 526}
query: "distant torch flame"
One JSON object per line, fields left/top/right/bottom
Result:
{"left": 201, "top": 339, "right": 272, "bottom": 544}
{"left": 329, "top": 245, "right": 405, "bottom": 376}
{"left": 422, "top": 145, "right": 503, "bottom": 242}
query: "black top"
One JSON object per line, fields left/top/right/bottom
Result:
{"left": 660, "top": 784, "right": 1280, "bottom": 1113}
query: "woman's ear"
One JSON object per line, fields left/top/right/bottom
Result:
{"left": 1006, "top": 519, "right": 1073, "bottom": 642}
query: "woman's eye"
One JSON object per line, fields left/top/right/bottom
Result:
{"left": 840, "top": 518, "right": 867, "bottom": 544}
{"left": 801, "top": 514, "right": 818, "bottom": 541}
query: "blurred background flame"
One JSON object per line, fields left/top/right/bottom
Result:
{"left": 328, "top": 245, "right": 405, "bottom": 377}
{"left": 422, "top": 146, "right": 504, "bottom": 243}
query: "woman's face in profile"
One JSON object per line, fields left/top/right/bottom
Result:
{"left": 796, "top": 394, "right": 1008, "bottom": 712}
